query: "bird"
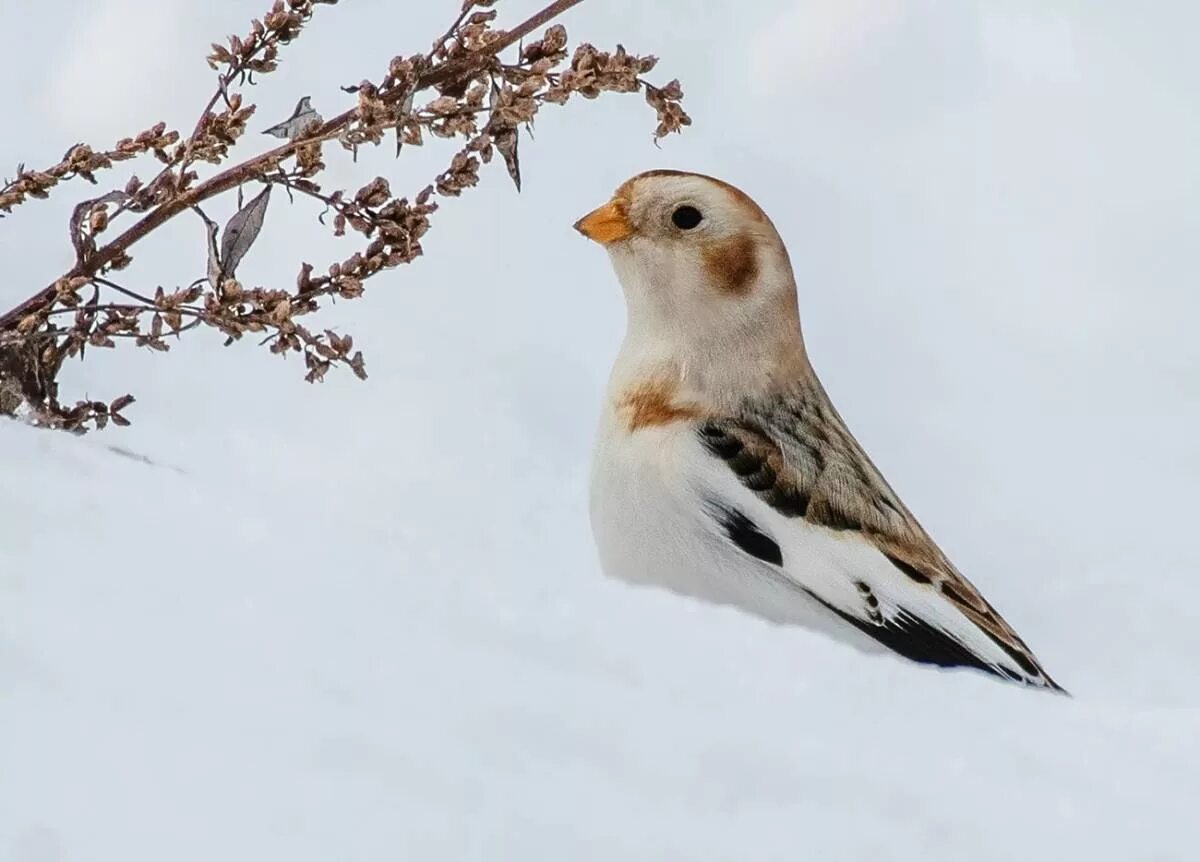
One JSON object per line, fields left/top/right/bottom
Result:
{"left": 574, "top": 169, "right": 1064, "bottom": 691}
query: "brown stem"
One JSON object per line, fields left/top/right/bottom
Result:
{"left": 45, "top": 302, "right": 205, "bottom": 319}
{"left": 0, "top": 0, "right": 585, "bottom": 333}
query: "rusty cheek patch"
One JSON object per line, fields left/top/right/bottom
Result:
{"left": 618, "top": 380, "right": 702, "bottom": 432}
{"left": 702, "top": 233, "right": 759, "bottom": 295}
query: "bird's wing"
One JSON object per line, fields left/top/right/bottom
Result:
{"left": 689, "top": 402, "right": 1064, "bottom": 692}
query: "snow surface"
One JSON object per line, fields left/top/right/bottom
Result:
{"left": 3, "top": 419, "right": 1199, "bottom": 861}
{"left": 4, "top": 0, "right": 1200, "bottom": 859}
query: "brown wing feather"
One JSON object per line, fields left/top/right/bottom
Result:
{"left": 697, "top": 383, "right": 1064, "bottom": 692}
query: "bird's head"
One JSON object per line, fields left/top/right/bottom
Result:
{"left": 575, "top": 170, "right": 806, "bottom": 392}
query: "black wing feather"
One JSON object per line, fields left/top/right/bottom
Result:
{"left": 805, "top": 593, "right": 1020, "bottom": 681}
{"left": 704, "top": 499, "right": 1018, "bottom": 682}
{"left": 706, "top": 500, "right": 783, "bottom": 566}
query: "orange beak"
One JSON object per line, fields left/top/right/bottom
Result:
{"left": 573, "top": 198, "right": 633, "bottom": 245}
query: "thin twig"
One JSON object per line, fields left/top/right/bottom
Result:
{"left": 0, "top": 0, "right": 586, "bottom": 334}
{"left": 93, "top": 277, "right": 159, "bottom": 306}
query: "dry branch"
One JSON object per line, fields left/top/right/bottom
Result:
{"left": 0, "top": 0, "right": 689, "bottom": 431}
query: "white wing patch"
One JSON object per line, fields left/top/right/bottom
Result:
{"left": 692, "top": 439, "right": 1057, "bottom": 688}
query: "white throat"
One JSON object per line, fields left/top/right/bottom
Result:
{"left": 604, "top": 239, "right": 810, "bottom": 409}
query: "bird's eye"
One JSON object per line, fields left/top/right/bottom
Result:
{"left": 671, "top": 205, "right": 703, "bottom": 230}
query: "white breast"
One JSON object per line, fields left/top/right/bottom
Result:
{"left": 589, "top": 413, "right": 705, "bottom": 596}
{"left": 588, "top": 407, "right": 883, "bottom": 650}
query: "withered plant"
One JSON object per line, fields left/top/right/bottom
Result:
{"left": 0, "top": 0, "right": 689, "bottom": 431}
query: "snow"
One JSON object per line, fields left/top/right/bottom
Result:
{"left": 4, "top": 0, "right": 1200, "bottom": 858}
{"left": 2, "top": 415, "right": 1198, "bottom": 861}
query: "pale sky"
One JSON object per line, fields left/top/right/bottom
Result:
{"left": 2, "top": 0, "right": 1199, "bottom": 697}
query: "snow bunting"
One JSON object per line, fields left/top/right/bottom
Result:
{"left": 575, "top": 169, "right": 1063, "bottom": 691}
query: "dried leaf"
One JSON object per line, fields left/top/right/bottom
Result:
{"left": 494, "top": 128, "right": 520, "bottom": 191}
{"left": 263, "top": 96, "right": 323, "bottom": 140}
{"left": 219, "top": 185, "right": 272, "bottom": 280}
{"left": 195, "top": 206, "right": 222, "bottom": 289}
{"left": 69, "top": 190, "right": 126, "bottom": 263}
{"left": 395, "top": 89, "right": 416, "bottom": 156}
{"left": 349, "top": 350, "right": 368, "bottom": 380}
